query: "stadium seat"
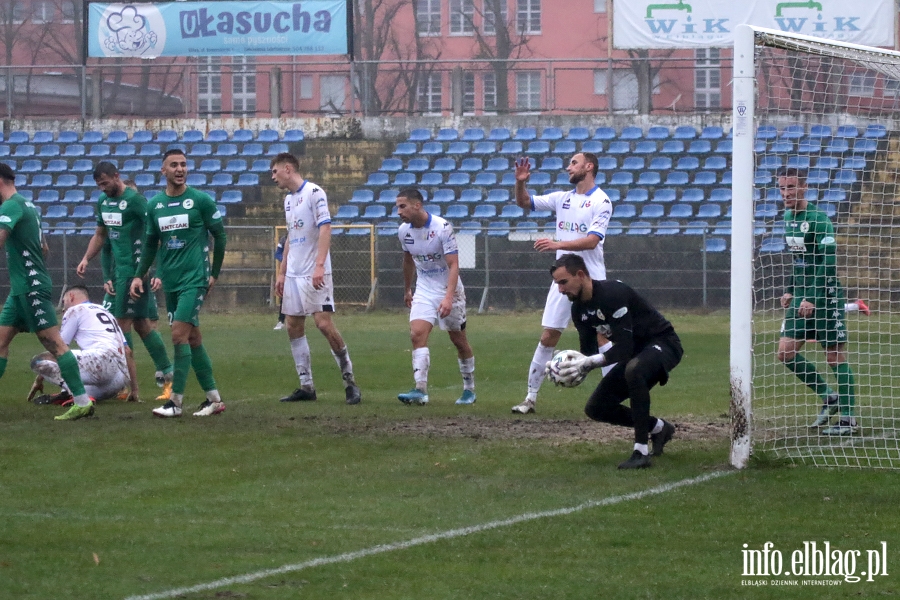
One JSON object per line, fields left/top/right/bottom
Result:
{"left": 540, "top": 156, "right": 564, "bottom": 171}
{"left": 408, "top": 128, "right": 431, "bottom": 142}
{"left": 759, "top": 235, "right": 785, "bottom": 253}
{"left": 420, "top": 141, "right": 444, "bottom": 156}
{"left": 621, "top": 157, "right": 645, "bottom": 171}
{"left": 190, "top": 143, "right": 212, "bottom": 157}
{"left": 406, "top": 158, "right": 430, "bottom": 173}
{"left": 808, "top": 124, "right": 831, "bottom": 139}
{"left": 693, "top": 171, "right": 717, "bottom": 186}
{"left": 526, "top": 141, "right": 550, "bottom": 154}
{"left": 824, "top": 138, "right": 849, "bottom": 154}
{"left": 215, "top": 143, "right": 239, "bottom": 157}
{"left": 655, "top": 220, "right": 681, "bottom": 235}
{"left": 13, "top": 174, "right": 25, "bottom": 187}
{"left": 683, "top": 220, "right": 708, "bottom": 235}
{"left": 659, "top": 140, "right": 685, "bottom": 155}
{"left": 44, "top": 204, "right": 68, "bottom": 219}
{"left": 624, "top": 188, "right": 649, "bottom": 203}
{"left": 136, "top": 143, "right": 161, "bottom": 157}
{"left": 472, "top": 204, "right": 497, "bottom": 218}
{"left": 818, "top": 202, "right": 837, "bottom": 218}
{"left": 57, "top": 131, "right": 79, "bottom": 144}
{"left": 360, "top": 204, "right": 388, "bottom": 220}
{"left": 447, "top": 172, "right": 470, "bottom": 186}
{"left": 243, "top": 159, "right": 266, "bottom": 173}
{"left": 842, "top": 156, "right": 866, "bottom": 171}
{"left": 864, "top": 124, "right": 887, "bottom": 139}
{"left": 797, "top": 137, "right": 822, "bottom": 154}
{"left": 779, "top": 124, "right": 804, "bottom": 139}
{"left": 219, "top": 159, "right": 246, "bottom": 173}
{"left": 206, "top": 130, "right": 228, "bottom": 143}
{"left": 712, "top": 220, "right": 732, "bottom": 235}
{"left": 13, "top": 144, "right": 35, "bottom": 157}
{"left": 673, "top": 126, "right": 698, "bottom": 140}
{"left": 652, "top": 188, "right": 677, "bottom": 203}
{"left": 393, "top": 172, "right": 416, "bottom": 186}
{"left": 540, "top": 126, "right": 564, "bottom": 141}
{"left": 31, "top": 174, "right": 52, "bottom": 188}
{"left": 365, "top": 172, "right": 390, "bottom": 187}
{"left": 182, "top": 130, "right": 204, "bottom": 143}
{"left": 715, "top": 139, "right": 733, "bottom": 154}
{"left": 613, "top": 204, "right": 637, "bottom": 219}
{"left": 62, "top": 144, "right": 86, "bottom": 157}
{"left": 633, "top": 141, "right": 657, "bottom": 155}
{"left": 71, "top": 204, "right": 94, "bottom": 219}
{"left": 805, "top": 169, "right": 830, "bottom": 186}
{"left": 700, "top": 126, "right": 724, "bottom": 140}
{"left": 514, "top": 127, "right": 537, "bottom": 141}
{"left": 119, "top": 158, "right": 143, "bottom": 173}
{"left": 488, "top": 128, "right": 511, "bottom": 142}
{"left": 253, "top": 130, "right": 278, "bottom": 143}
{"left": 230, "top": 129, "right": 253, "bottom": 143}
{"left": 457, "top": 189, "right": 481, "bottom": 204}
{"left": 487, "top": 221, "right": 510, "bottom": 236}
{"left": 461, "top": 128, "right": 485, "bottom": 142}
{"left": 834, "top": 125, "right": 859, "bottom": 139}
{"left": 709, "top": 188, "right": 731, "bottom": 203}
{"left": 636, "top": 172, "right": 661, "bottom": 186}
{"left": 19, "top": 159, "right": 42, "bottom": 173}
{"left": 591, "top": 127, "right": 615, "bottom": 141}
{"left": 486, "top": 188, "right": 510, "bottom": 203}
{"left": 420, "top": 172, "right": 443, "bottom": 187}
{"left": 609, "top": 172, "right": 634, "bottom": 186}
{"left": 154, "top": 130, "right": 177, "bottom": 143}
{"left": 696, "top": 203, "right": 722, "bottom": 219}
{"left": 754, "top": 170, "right": 773, "bottom": 186}
{"left": 754, "top": 203, "right": 778, "bottom": 219}
{"left": 80, "top": 131, "right": 102, "bottom": 144}
{"left": 379, "top": 158, "right": 403, "bottom": 173}
{"left": 664, "top": 171, "right": 689, "bottom": 186}
{"left": 51, "top": 220, "right": 77, "bottom": 235}
{"left": 45, "top": 159, "right": 68, "bottom": 173}
{"left": 606, "top": 220, "right": 624, "bottom": 236}
{"left": 758, "top": 155, "right": 783, "bottom": 170}
{"left": 185, "top": 174, "right": 206, "bottom": 186}
{"left": 6, "top": 131, "right": 28, "bottom": 144}
{"left": 219, "top": 190, "right": 242, "bottom": 204}
{"left": 499, "top": 204, "right": 524, "bottom": 219}
{"left": 377, "top": 189, "right": 399, "bottom": 204}
{"left": 646, "top": 126, "right": 670, "bottom": 140}
{"left": 648, "top": 156, "right": 672, "bottom": 171}
{"left": 756, "top": 125, "right": 777, "bottom": 140}
{"left": 471, "top": 141, "right": 496, "bottom": 155}
{"left": 37, "top": 144, "right": 60, "bottom": 157}
{"left": 703, "top": 156, "right": 727, "bottom": 171}
{"left": 241, "top": 143, "right": 264, "bottom": 157}
{"left": 196, "top": 159, "right": 221, "bottom": 173}
{"left": 211, "top": 173, "right": 233, "bottom": 187}
{"left": 483, "top": 158, "right": 509, "bottom": 173}
{"left": 832, "top": 169, "right": 857, "bottom": 185}
{"left": 473, "top": 172, "right": 497, "bottom": 187}
{"left": 431, "top": 189, "right": 456, "bottom": 203}
{"left": 455, "top": 158, "right": 480, "bottom": 173}
{"left": 350, "top": 189, "right": 375, "bottom": 204}
{"left": 852, "top": 139, "right": 877, "bottom": 155}
{"left": 639, "top": 203, "right": 665, "bottom": 219}
{"left": 134, "top": 173, "right": 155, "bottom": 188}
{"left": 283, "top": 130, "right": 304, "bottom": 142}
{"left": 36, "top": 190, "right": 60, "bottom": 203}
{"left": 668, "top": 203, "right": 694, "bottom": 219}
{"left": 784, "top": 156, "right": 810, "bottom": 170}
{"left": 105, "top": 130, "right": 127, "bottom": 144}
{"left": 704, "top": 238, "right": 727, "bottom": 253}
{"left": 394, "top": 143, "right": 417, "bottom": 158}
{"left": 606, "top": 141, "right": 630, "bottom": 155}
{"left": 619, "top": 126, "right": 642, "bottom": 140}
{"left": 552, "top": 140, "right": 577, "bottom": 156}
{"left": 529, "top": 172, "right": 551, "bottom": 187}
{"left": 265, "top": 143, "right": 289, "bottom": 156}
{"left": 686, "top": 140, "right": 712, "bottom": 154}
{"left": 626, "top": 221, "right": 653, "bottom": 235}
{"left": 439, "top": 204, "right": 468, "bottom": 220}
{"left": 446, "top": 141, "right": 470, "bottom": 156}
{"left": 435, "top": 128, "right": 459, "bottom": 142}
{"left": 56, "top": 174, "right": 79, "bottom": 188}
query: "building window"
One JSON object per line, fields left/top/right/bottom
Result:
{"left": 594, "top": 0, "right": 606, "bottom": 12}
{"left": 61, "top": 1, "right": 76, "bottom": 23}
{"left": 516, "top": 71, "right": 540, "bottom": 112}
{"left": 849, "top": 71, "right": 876, "bottom": 97}
{"left": 483, "top": 72, "right": 497, "bottom": 114}
{"left": 232, "top": 57, "right": 256, "bottom": 115}
{"left": 32, "top": 1, "right": 53, "bottom": 23}
{"left": 299, "top": 75, "right": 314, "bottom": 100}
{"left": 695, "top": 48, "right": 721, "bottom": 110}
{"left": 197, "top": 57, "right": 222, "bottom": 117}
{"left": 418, "top": 72, "right": 442, "bottom": 114}
{"left": 11, "top": 0, "right": 28, "bottom": 23}
{"left": 884, "top": 77, "right": 900, "bottom": 97}
{"left": 416, "top": 0, "right": 441, "bottom": 36}
{"left": 462, "top": 72, "right": 476, "bottom": 114}
{"left": 516, "top": 0, "right": 540, "bottom": 34}
{"left": 483, "top": 0, "right": 507, "bottom": 35}
{"left": 450, "top": 0, "right": 474, "bottom": 35}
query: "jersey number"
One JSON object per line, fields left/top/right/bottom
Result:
{"left": 96, "top": 312, "right": 121, "bottom": 334}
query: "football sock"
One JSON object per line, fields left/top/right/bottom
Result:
{"left": 172, "top": 343, "right": 191, "bottom": 395}
{"left": 634, "top": 443, "right": 649, "bottom": 456}
{"left": 206, "top": 389, "right": 222, "bottom": 403}
{"left": 0, "top": 356, "right": 6, "bottom": 378}
{"left": 412, "top": 347, "right": 430, "bottom": 391}
{"left": 141, "top": 330, "right": 173, "bottom": 374}
{"left": 783, "top": 354, "right": 832, "bottom": 400}
{"left": 170, "top": 392, "right": 184, "bottom": 408}
{"left": 832, "top": 362, "right": 856, "bottom": 417}
{"left": 190, "top": 344, "right": 217, "bottom": 392}
{"left": 331, "top": 346, "right": 354, "bottom": 388}
{"left": 458, "top": 356, "right": 475, "bottom": 391}
{"left": 123, "top": 331, "right": 134, "bottom": 351}
{"left": 845, "top": 302, "right": 858, "bottom": 313}
{"left": 598, "top": 342, "right": 616, "bottom": 377}
{"left": 56, "top": 350, "right": 87, "bottom": 398}
{"left": 290, "top": 336, "right": 313, "bottom": 387}
{"left": 650, "top": 418, "right": 664, "bottom": 435}
{"left": 527, "top": 343, "right": 554, "bottom": 399}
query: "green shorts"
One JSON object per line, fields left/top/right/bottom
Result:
{"left": 165, "top": 287, "right": 207, "bottom": 327}
{"left": 0, "top": 289, "right": 58, "bottom": 332}
{"left": 781, "top": 296, "right": 848, "bottom": 347}
{"left": 113, "top": 277, "right": 154, "bottom": 320}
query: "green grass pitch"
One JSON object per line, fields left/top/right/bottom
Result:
{"left": 1, "top": 312, "right": 897, "bottom": 599}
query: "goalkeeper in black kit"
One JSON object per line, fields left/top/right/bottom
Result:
{"left": 549, "top": 253, "right": 681, "bottom": 469}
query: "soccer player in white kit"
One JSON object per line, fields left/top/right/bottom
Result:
{"left": 395, "top": 188, "right": 476, "bottom": 406}
{"left": 511, "top": 153, "right": 614, "bottom": 414}
{"left": 27, "top": 286, "right": 135, "bottom": 403}
{"left": 270, "top": 153, "right": 362, "bottom": 405}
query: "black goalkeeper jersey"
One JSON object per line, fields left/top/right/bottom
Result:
{"left": 571, "top": 279, "right": 677, "bottom": 365}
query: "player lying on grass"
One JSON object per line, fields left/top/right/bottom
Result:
{"left": 27, "top": 286, "right": 136, "bottom": 405}
{"left": 547, "top": 253, "right": 680, "bottom": 470}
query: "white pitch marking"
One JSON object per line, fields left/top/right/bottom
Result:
{"left": 125, "top": 470, "right": 734, "bottom": 600}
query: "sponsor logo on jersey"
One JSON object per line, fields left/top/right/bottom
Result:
{"left": 0, "top": 215, "right": 10, "bottom": 223}
{"left": 428, "top": 230, "right": 436, "bottom": 239}
{"left": 558, "top": 221, "right": 589, "bottom": 233}
{"left": 166, "top": 237, "right": 186, "bottom": 249}
{"left": 415, "top": 252, "right": 443, "bottom": 262}
{"left": 290, "top": 218, "right": 305, "bottom": 229}
{"left": 785, "top": 235, "right": 805, "bottom": 252}
{"left": 156, "top": 203, "right": 164, "bottom": 209}
{"left": 167, "top": 201, "right": 182, "bottom": 207}
{"left": 562, "top": 197, "right": 571, "bottom": 209}
{"left": 159, "top": 214, "right": 189, "bottom": 232}
{"left": 404, "top": 232, "right": 414, "bottom": 244}
{"left": 109, "top": 230, "right": 120, "bottom": 240}
{"left": 289, "top": 236, "right": 306, "bottom": 245}
{"left": 119, "top": 200, "right": 128, "bottom": 210}
{"left": 800, "top": 221, "right": 810, "bottom": 233}
{"left": 102, "top": 212, "right": 123, "bottom": 227}
{"left": 612, "top": 306, "right": 628, "bottom": 319}
{"left": 183, "top": 199, "right": 194, "bottom": 210}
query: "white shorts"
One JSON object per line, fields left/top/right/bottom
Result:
{"left": 410, "top": 286, "right": 467, "bottom": 331}
{"left": 32, "top": 348, "right": 129, "bottom": 401}
{"left": 541, "top": 283, "right": 574, "bottom": 330}
{"left": 282, "top": 274, "right": 335, "bottom": 316}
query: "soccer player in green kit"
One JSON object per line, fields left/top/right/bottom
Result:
{"left": 76, "top": 163, "right": 174, "bottom": 403}
{"left": 776, "top": 167, "right": 857, "bottom": 435}
{"left": 130, "top": 149, "right": 227, "bottom": 418}
{"left": 0, "top": 163, "right": 93, "bottom": 420}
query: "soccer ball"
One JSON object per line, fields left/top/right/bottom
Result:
{"left": 546, "top": 349, "right": 587, "bottom": 388}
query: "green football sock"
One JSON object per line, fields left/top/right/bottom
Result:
{"left": 784, "top": 354, "right": 832, "bottom": 400}
{"left": 56, "top": 350, "right": 87, "bottom": 397}
{"left": 172, "top": 344, "right": 191, "bottom": 395}
{"left": 141, "top": 330, "right": 173, "bottom": 374}
{"left": 832, "top": 362, "right": 857, "bottom": 417}
{"left": 0, "top": 356, "right": 6, "bottom": 379}
{"left": 123, "top": 331, "right": 134, "bottom": 352}
{"left": 190, "top": 344, "right": 217, "bottom": 392}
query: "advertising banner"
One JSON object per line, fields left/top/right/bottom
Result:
{"left": 613, "top": 1, "right": 896, "bottom": 49}
{"left": 88, "top": 1, "right": 348, "bottom": 58}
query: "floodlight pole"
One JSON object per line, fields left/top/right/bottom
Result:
{"left": 730, "top": 24, "right": 756, "bottom": 469}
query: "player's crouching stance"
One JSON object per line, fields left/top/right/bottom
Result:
{"left": 27, "top": 286, "right": 134, "bottom": 405}
{"left": 549, "top": 254, "right": 680, "bottom": 469}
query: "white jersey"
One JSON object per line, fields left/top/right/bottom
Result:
{"left": 284, "top": 180, "right": 332, "bottom": 277}
{"left": 60, "top": 302, "right": 128, "bottom": 356}
{"left": 531, "top": 185, "right": 612, "bottom": 280}
{"left": 398, "top": 213, "right": 464, "bottom": 296}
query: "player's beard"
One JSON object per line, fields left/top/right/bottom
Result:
{"left": 569, "top": 171, "right": 585, "bottom": 185}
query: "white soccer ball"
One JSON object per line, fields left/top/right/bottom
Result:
{"left": 546, "top": 349, "right": 587, "bottom": 388}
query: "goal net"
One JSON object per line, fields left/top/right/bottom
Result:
{"left": 731, "top": 25, "right": 900, "bottom": 469}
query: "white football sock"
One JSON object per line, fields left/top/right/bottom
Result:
{"left": 412, "top": 347, "right": 430, "bottom": 391}
{"left": 331, "top": 346, "right": 355, "bottom": 388}
{"left": 634, "top": 443, "right": 650, "bottom": 456}
{"left": 527, "top": 343, "right": 555, "bottom": 399}
{"left": 458, "top": 356, "right": 475, "bottom": 391}
{"left": 290, "top": 336, "right": 314, "bottom": 387}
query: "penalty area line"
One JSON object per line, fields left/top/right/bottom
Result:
{"left": 125, "top": 469, "right": 734, "bottom": 600}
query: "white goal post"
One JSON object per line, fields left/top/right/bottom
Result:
{"left": 731, "top": 24, "right": 900, "bottom": 469}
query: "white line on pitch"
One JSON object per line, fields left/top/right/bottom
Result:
{"left": 125, "top": 470, "right": 734, "bottom": 600}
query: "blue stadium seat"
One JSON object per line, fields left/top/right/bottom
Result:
{"left": 673, "top": 126, "right": 698, "bottom": 140}
{"left": 652, "top": 188, "right": 677, "bottom": 203}
{"left": 185, "top": 174, "right": 206, "bottom": 186}
{"left": 406, "top": 158, "right": 429, "bottom": 173}
{"left": 619, "top": 126, "right": 642, "bottom": 140}
{"left": 832, "top": 169, "right": 857, "bottom": 185}
{"left": 472, "top": 141, "right": 496, "bottom": 155}
{"left": 656, "top": 220, "right": 680, "bottom": 235}
{"left": 420, "top": 172, "right": 443, "bottom": 186}
{"left": 711, "top": 220, "right": 731, "bottom": 235}
{"left": 499, "top": 141, "right": 523, "bottom": 155}
{"left": 427, "top": 157, "right": 454, "bottom": 173}
{"left": 434, "top": 128, "right": 459, "bottom": 142}
{"left": 376, "top": 190, "right": 398, "bottom": 204}
{"left": 206, "top": 130, "right": 228, "bottom": 143}
{"left": 473, "top": 172, "right": 497, "bottom": 187}
{"left": 715, "top": 139, "right": 733, "bottom": 154}
{"left": 709, "top": 188, "right": 731, "bottom": 203}
{"left": 222, "top": 159, "right": 247, "bottom": 173}
{"left": 636, "top": 172, "right": 661, "bottom": 186}
{"left": 447, "top": 172, "right": 471, "bottom": 186}
{"left": 487, "top": 128, "right": 511, "bottom": 141}
{"left": 408, "top": 128, "right": 431, "bottom": 142}
{"left": 120, "top": 158, "right": 143, "bottom": 173}
{"left": 646, "top": 126, "right": 670, "bottom": 140}
{"left": 105, "top": 130, "right": 128, "bottom": 144}
{"left": 814, "top": 156, "right": 838, "bottom": 169}
{"left": 633, "top": 140, "right": 657, "bottom": 155}
{"left": 553, "top": 172, "right": 571, "bottom": 186}
{"left": 696, "top": 203, "right": 722, "bottom": 219}
{"left": 609, "top": 172, "right": 634, "bottom": 186}
{"left": 135, "top": 143, "right": 160, "bottom": 157}
{"left": 485, "top": 157, "right": 509, "bottom": 172}
{"left": 779, "top": 124, "right": 805, "bottom": 139}
{"left": 683, "top": 220, "right": 709, "bottom": 235}
{"left": 563, "top": 126, "right": 588, "bottom": 141}
{"left": 248, "top": 158, "right": 269, "bottom": 172}
{"left": 45, "top": 159, "right": 68, "bottom": 173}
{"left": 191, "top": 143, "right": 212, "bottom": 157}
{"left": 81, "top": 131, "right": 102, "bottom": 144}
{"left": 515, "top": 221, "right": 539, "bottom": 233}
{"left": 232, "top": 130, "right": 254, "bottom": 143}
{"left": 37, "top": 144, "right": 60, "bottom": 157}
{"left": 639, "top": 203, "right": 665, "bottom": 219}
{"left": 514, "top": 127, "right": 537, "bottom": 141}
{"left": 824, "top": 138, "right": 849, "bottom": 154}
{"left": 758, "top": 155, "right": 783, "bottom": 170}
{"left": 806, "top": 169, "right": 830, "bottom": 185}
{"left": 460, "top": 189, "right": 483, "bottom": 204}
{"left": 13, "top": 144, "right": 35, "bottom": 157}
{"left": 419, "top": 141, "right": 444, "bottom": 156}
{"left": 664, "top": 171, "right": 689, "bottom": 186}
{"left": 606, "top": 220, "right": 624, "bottom": 235}
{"left": 13, "top": 174, "right": 25, "bottom": 187}
{"left": 620, "top": 157, "right": 644, "bottom": 171}
{"left": 499, "top": 204, "right": 524, "bottom": 219}
{"left": 211, "top": 173, "right": 233, "bottom": 187}
{"left": 197, "top": 159, "right": 221, "bottom": 173}
{"left": 255, "top": 130, "right": 278, "bottom": 143}
{"left": 526, "top": 141, "right": 550, "bottom": 154}
{"left": 700, "top": 126, "right": 724, "bottom": 140}
{"left": 864, "top": 124, "right": 886, "bottom": 139}
{"left": 431, "top": 189, "right": 456, "bottom": 203}
{"left": 758, "top": 235, "right": 785, "bottom": 253}
{"left": 44, "top": 204, "right": 68, "bottom": 219}
{"left": 458, "top": 220, "right": 482, "bottom": 235}
{"left": 365, "top": 172, "right": 390, "bottom": 187}
{"left": 529, "top": 172, "right": 551, "bottom": 186}
{"left": 134, "top": 173, "right": 156, "bottom": 188}
{"left": 453, "top": 159, "right": 481, "bottom": 175}
{"left": 487, "top": 221, "right": 510, "bottom": 237}
{"left": 820, "top": 189, "right": 847, "bottom": 202}
{"left": 36, "top": 190, "right": 60, "bottom": 203}
{"left": 852, "top": 139, "right": 877, "bottom": 155}
{"left": 219, "top": 190, "right": 242, "bottom": 204}
{"left": 441, "top": 204, "right": 468, "bottom": 220}
{"left": 56, "top": 174, "right": 79, "bottom": 188}
{"left": 613, "top": 204, "right": 637, "bottom": 219}
{"left": 282, "top": 130, "right": 304, "bottom": 142}
{"left": 704, "top": 238, "right": 727, "bottom": 253}
{"left": 446, "top": 141, "right": 470, "bottom": 156}
{"left": 57, "top": 131, "right": 79, "bottom": 144}
{"left": 842, "top": 156, "right": 866, "bottom": 170}
{"left": 379, "top": 158, "right": 403, "bottom": 172}
{"left": 808, "top": 125, "right": 831, "bottom": 138}
{"left": 71, "top": 204, "right": 94, "bottom": 219}
{"left": 785, "top": 156, "right": 810, "bottom": 170}
{"left": 703, "top": 156, "right": 727, "bottom": 170}
{"left": 624, "top": 188, "right": 649, "bottom": 203}
{"left": 265, "top": 143, "right": 289, "bottom": 156}
{"left": 592, "top": 127, "right": 616, "bottom": 141}
{"left": 472, "top": 204, "right": 497, "bottom": 218}
{"left": 231, "top": 173, "right": 256, "bottom": 187}
{"left": 648, "top": 156, "right": 672, "bottom": 171}
{"left": 51, "top": 220, "right": 77, "bottom": 235}
{"left": 754, "top": 203, "right": 778, "bottom": 219}
{"left": 155, "top": 130, "right": 177, "bottom": 143}
{"left": 693, "top": 171, "right": 717, "bottom": 185}
{"left": 834, "top": 125, "right": 859, "bottom": 138}
{"left": 686, "top": 140, "right": 712, "bottom": 154}
{"left": 797, "top": 137, "right": 822, "bottom": 154}
{"left": 540, "top": 126, "right": 564, "bottom": 141}
{"left": 606, "top": 141, "right": 630, "bottom": 155}
{"left": 756, "top": 125, "right": 777, "bottom": 140}
{"left": 552, "top": 140, "right": 577, "bottom": 156}
{"left": 182, "top": 130, "right": 204, "bottom": 143}
{"left": 20, "top": 159, "right": 42, "bottom": 173}
{"left": 461, "top": 128, "right": 485, "bottom": 142}
{"left": 818, "top": 202, "right": 837, "bottom": 218}
{"left": 6, "top": 131, "right": 28, "bottom": 144}
{"left": 659, "top": 140, "right": 685, "bottom": 155}
{"left": 540, "top": 156, "right": 564, "bottom": 171}
{"left": 393, "top": 172, "right": 416, "bottom": 186}
{"left": 668, "top": 203, "right": 694, "bottom": 219}
{"left": 360, "top": 204, "right": 387, "bottom": 220}
{"left": 215, "top": 143, "right": 239, "bottom": 157}
{"left": 486, "top": 188, "right": 510, "bottom": 203}
{"left": 31, "top": 174, "right": 52, "bottom": 187}
{"left": 237, "top": 143, "right": 263, "bottom": 157}
{"left": 351, "top": 189, "right": 375, "bottom": 204}
{"left": 754, "top": 170, "right": 773, "bottom": 186}
{"left": 626, "top": 221, "right": 653, "bottom": 235}
{"left": 63, "top": 144, "right": 86, "bottom": 157}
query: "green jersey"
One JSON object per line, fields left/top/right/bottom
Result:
{"left": 137, "top": 186, "right": 226, "bottom": 292}
{"left": 784, "top": 203, "right": 842, "bottom": 304}
{"left": 97, "top": 187, "right": 147, "bottom": 280}
{"left": 0, "top": 193, "right": 52, "bottom": 295}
